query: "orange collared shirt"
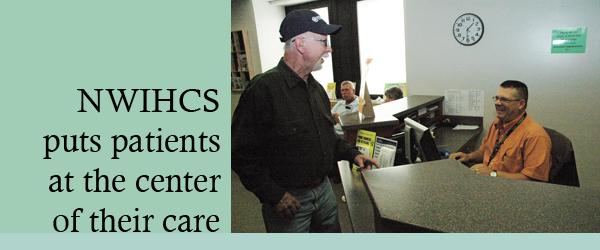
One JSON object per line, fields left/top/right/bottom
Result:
{"left": 480, "top": 112, "right": 552, "bottom": 181}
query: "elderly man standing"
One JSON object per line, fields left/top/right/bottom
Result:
{"left": 449, "top": 80, "right": 552, "bottom": 181}
{"left": 232, "top": 9, "right": 379, "bottom": 233}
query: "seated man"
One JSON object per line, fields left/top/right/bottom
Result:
{"left": 383, "top": 86, "right": 404, "bottom": 103}
{"left": 449, "top": 80, "right": 552, "bottom": 181}
{"left": 331, "top": 81, "right": 359, "bottom": 135}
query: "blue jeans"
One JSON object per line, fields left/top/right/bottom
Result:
{"left": 262, "top": 178, "right": 341, "bottom": 233}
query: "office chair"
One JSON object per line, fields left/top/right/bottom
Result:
{"left": 544, "top": 127, "right": 580, "bottom": 187}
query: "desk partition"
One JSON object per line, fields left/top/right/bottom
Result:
{"left": 339, "top": 95, "right": 445, "bottom": 146}
{"left": 338, "top": 113, "right": 398, "bottom": 146}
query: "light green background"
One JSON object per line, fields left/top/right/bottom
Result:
{"left": 551, "top": 27, "right": 588, "bottom": 53}
{"left": 1, "top": 0, "right": 230, "bottom": 233}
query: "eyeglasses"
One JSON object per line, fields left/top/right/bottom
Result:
{"left": 492, "top": 96, "right": 521, "bottom": 103}
{"left": 293, "top": 37, "right": 329, "bottom": 47}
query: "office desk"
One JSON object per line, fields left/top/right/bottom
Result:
{"left": 339, "top": 95, "right": 448, "bottom": 147}
{"left": 374, "top": 95, "right": 444, "bottom": 120}
{"left": 339, "top": 113, "right": 399, "bottom": 146}
{"left": 331, "top": 99, "right": 381, "bottom": 109}
{"left": 338, "top": 125, "right": 482, "bottom": 233}
{"left": 362, "top": 159, "right": 600, "bottom": 233}
{"left": 433, "top": 117, "right": 483, "bottom": 153}
{"left": 374, "top": 95, "right": 445, "bottom": 133}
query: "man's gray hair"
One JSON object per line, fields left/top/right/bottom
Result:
{"left": 284, "top": 39, "right": 293, "bottom": 51}
{"left": 384, "top": 86, "right": 403, "bottom": 100}
{"left": 341, "top": 80, "right": 355, "bottom": 89}
{"left": 283, "top": 35, "right": 300, "bottom": 51}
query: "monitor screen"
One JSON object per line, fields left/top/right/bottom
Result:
{"left": 404, "top": 118, "right": 441, "bottom": 163}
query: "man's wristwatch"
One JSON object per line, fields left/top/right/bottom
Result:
{"left": 490, "top": 170, "right": 498, "bottom": 177}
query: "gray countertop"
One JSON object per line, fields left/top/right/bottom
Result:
{"left": 362, "top": 159, "right": 600, "bottom": 233}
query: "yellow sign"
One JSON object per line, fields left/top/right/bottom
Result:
{"left": 326, "top": 82, "right": 336, "bottom": 100}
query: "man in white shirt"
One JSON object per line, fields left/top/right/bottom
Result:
{"left": 331, "top": 81, "right": 359, "bottom": 135}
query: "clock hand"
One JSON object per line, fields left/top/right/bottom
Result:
{"left": 468, "top": 23, "right": 474, "bottom": 30}
{"left": 466, "top": 23, "right": 474, "bottom": 36}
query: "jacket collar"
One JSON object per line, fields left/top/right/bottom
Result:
{"left": 277, "top": 58, "right": 315, "bottom": 89}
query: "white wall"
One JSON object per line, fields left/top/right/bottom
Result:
{"left": 404, "top": 0, "right": 600, "bottom": 188}
{"left": 231, "top": 0, "right": 285, "bottom": 116}
{"left": 231, "top": 0, "right": 286, "bottom": 75}
{"left": 252, "top": 0, "right": 286, "bottom": 73}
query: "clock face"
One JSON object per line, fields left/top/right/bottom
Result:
{"left": 453, "top": 13, "right": 484, "bottom": 46}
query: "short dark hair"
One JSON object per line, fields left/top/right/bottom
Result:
{"left": 500, "top": 80, "right": 528, "bottom": 108}
{"left": 384, "top": 86, "right": 403, "bottom": 100}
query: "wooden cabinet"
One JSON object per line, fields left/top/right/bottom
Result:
{"left": 231, "top": 30, "right": 254, "bottom": 92}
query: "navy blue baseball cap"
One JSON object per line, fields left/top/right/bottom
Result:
{"left": 279, "top": 9, "right": 342, "bottom": 42}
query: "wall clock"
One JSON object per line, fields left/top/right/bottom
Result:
{"left": 453, "top": 13, "right": 484, "bottom": 46}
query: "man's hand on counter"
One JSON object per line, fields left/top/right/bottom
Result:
{"left": 353, "top": 154, "right": 380, "bottom": 171}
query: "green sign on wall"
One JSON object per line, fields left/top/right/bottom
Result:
{"left": 551, "top": 27, "right": 587, "bottom": 53}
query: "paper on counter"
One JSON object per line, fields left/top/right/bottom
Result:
{"left": 453, "top": 125, "right": 480, "bottom": 130}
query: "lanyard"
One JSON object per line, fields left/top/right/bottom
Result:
{"left": 487, "top": 113, "right": 527, "bottom": 164}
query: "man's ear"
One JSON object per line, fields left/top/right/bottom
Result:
{"left": 295, "top": 37, "right": 306, "bottom": 54}
{"left": 519, "top": 99, "right": 526, "bottom": 110}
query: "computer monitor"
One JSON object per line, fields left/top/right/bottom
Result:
{"left": 404, "top": 117, "right": 441, "bottom": 163}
